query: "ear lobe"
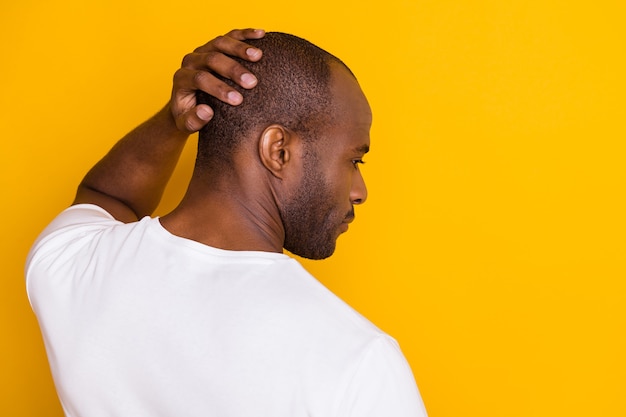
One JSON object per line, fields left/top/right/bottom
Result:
{"left": 259, "top": 125, "right": 295, "bottom": 178}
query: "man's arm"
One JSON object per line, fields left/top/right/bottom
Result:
{"left": 73, "top": 28, "right": 265, "bottom": 223}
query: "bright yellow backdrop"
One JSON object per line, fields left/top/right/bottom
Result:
{"left": 2, "top": 1, "right": 625, "bottom": 416}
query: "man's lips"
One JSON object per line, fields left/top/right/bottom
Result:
{"left": 341, "top": 212, "right": 355, "bottom": 233}
{"left": 344, "top": 208, "right": 355, "bottom": 224}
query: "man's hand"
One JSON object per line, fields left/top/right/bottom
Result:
{"left": 171, "top": 28, "right": 265, "bottom": 133}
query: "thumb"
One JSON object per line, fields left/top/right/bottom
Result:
{"left": 175, "top": 105, "right": 214, "bottom": 133}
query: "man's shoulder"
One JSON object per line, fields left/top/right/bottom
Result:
{"left": 34, "top": 204, "right": 125, "bottom": 240}
{"left": 25, "top": 204, "right": 154, "bottom": 284}
{"left": 28, "top": 204, "right": 145, "bottom": 257}
{"left": 259, "top": 258, "right": 390, "bottom": 346}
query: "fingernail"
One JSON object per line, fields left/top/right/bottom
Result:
{"left": 246, "top": 48, "right": 261, "bottom": 59}
{"left": 241, "top": 73, "right": 257, "bottom": 87}
{"left": 196, "top": 107, "right": 213, "bottom": 121}
{"left": 227, "top": 91, "right": 243, "bottom": 105}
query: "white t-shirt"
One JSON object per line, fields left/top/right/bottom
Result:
{"left": 26, "top": 204, "right": 428, "bottom": 417}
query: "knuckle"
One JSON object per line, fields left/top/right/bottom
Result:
{"left": 184, "top": 117, "right": 198, "bottom": 132}
{"left": 172, "top": 68, "right": 184, "bottom": 82}
{"left": 192, "top": 70, "right": 208, "bottom": 86}
{"left": 181, "top": 53, "right": 195, "bottom": 67}
{"left": 203, "top": 51, "right": 220, "bottom": 66}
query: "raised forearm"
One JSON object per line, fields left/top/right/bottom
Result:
{"left": 75, "top": 104, "right": 188, "bottom": 221}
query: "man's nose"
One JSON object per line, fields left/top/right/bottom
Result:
{"left": 350, "top": 170, "right": 368, "bottom": 205}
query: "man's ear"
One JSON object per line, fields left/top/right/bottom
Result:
{"left": 258, "top": 125, "right": 300, "bottom": 179}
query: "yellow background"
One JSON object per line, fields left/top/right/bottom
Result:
{"left": 1, "top": 0, "right": 625, "bottom": 416}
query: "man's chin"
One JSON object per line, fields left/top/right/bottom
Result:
{"left": 285, "top": 241, "right": 336, "bottom": 260}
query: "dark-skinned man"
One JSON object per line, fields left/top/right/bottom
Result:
{"left": 27, "top": 29, "right": 428, "bottom": 417}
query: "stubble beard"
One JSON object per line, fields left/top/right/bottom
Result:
{"left": 282, "top": 160, "right": 347, "bottom": 260}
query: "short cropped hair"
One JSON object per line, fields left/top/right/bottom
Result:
{"left": 196, "top": 32, "right": 350, "bottom": 171}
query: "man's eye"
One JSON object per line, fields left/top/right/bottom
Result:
{"left": 352, "top": 159, "right": 365, "bottom": 169}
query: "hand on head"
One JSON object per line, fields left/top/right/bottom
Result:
{"left": 170, "top": 28, "right": 265, "bottom": 134}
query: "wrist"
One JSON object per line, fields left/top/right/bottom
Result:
{"left": 159, "top": 103, "right": 192, "bottom": 140}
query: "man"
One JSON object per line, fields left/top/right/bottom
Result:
{"left": 26, "top": 29, "right": 428, "bottom": 416}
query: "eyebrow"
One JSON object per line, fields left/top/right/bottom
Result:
{"left": 355, "top": 144, "right": 370, "bottom": 154}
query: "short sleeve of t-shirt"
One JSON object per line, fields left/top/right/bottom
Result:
{"left": 27, "top": 204, "right": 120, "bottom": 253}
{"left": 25, "top": 204, "right": 123, "bottom": 303}
{"left": 338, "top": 336, "right": 428, "bottom": 417}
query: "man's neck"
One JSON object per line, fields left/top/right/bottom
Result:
{"left": 159, "top": 177, "right": 285, "bottom": 254}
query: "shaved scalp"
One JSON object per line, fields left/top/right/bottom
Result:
{"left": 196, "top": 32, "right": 350, "bottom": 171}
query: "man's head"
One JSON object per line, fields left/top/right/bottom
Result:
{"left": 197, "top": 32, "right": 371, "bottom": 259}
{"left": 197, "top": 32, "right": 341, "bottom": 168}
